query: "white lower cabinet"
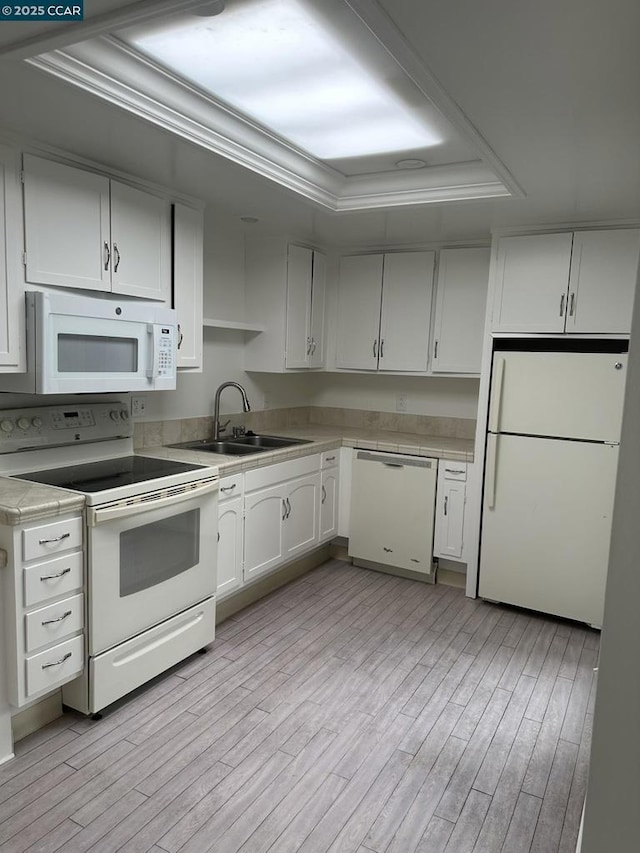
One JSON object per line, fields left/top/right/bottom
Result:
{"left": 0, "top": 512, "right": 85, "bottom": 707}
{"left": 434, "top": 461, "right": 467, "bottom": 561}
{"left": 216, "top": 474, "right": 244, "bottom": 598}
{"left": 243, "top": 455, "right": 321, "bottom": 583}
{"left": 319, "top": 451, "right": 340, "bottom": 542}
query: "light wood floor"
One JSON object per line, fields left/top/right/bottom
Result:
{"left": 0, "top": 559, "right": 598, "bottom": 853}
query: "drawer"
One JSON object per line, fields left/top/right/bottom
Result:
{"left": 25, "top": 634, "right": 84, "bottom": 699}
{"left": 441, "top": 461, "right": 467, "bottom": 481}
{"left": 23, "top": 551, "right": 84, "bottom": 608}
{"left": 25, "top": 593, "right": 84, "bottom": 653}
{"left": 321, "top": 450, "right": 339, "bottom": 469}
{"left": 218, "top": 473, "right": 243, "bottom": 503}
{"left": 23, "top": 516, "right": 83, "bottom": 562}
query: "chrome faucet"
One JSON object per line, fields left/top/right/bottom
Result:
{"left": 213, "top": 382, "right": 251, "bottom": 441}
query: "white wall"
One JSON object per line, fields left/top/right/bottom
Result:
{"left": 581, "top": 271, "right": 640, "bottom": 851}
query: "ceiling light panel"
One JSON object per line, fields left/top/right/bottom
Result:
{"left": 121, "top": 0, "right": 442, "bottom": 160}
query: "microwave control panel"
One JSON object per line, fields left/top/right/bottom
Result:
{"left": 157, "top": 327, "right": 174, "bottom": 377}
{"left": 0, "top": 402, "right": 132, "bottom": 453}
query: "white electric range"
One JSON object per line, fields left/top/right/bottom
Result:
{"left": 0, "top": 402, "right": 219, "bottom": 715}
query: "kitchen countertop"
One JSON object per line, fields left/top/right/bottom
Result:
{"left": 0, "top": 427, "right": 474, "bottom": 521}
{"left": 137, "top": 425, "right": 474, "bottom": 475}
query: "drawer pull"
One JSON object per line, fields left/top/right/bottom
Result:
{"left": 38, "top": 532, "right": 71, "bottom": 545}
{"left": 383, "top": 547, "right": 393, "bottom": 553}
{"left": 220, "top": 484, "right": 237, "bottom": 492}
{"left": 42, "top": 651, "right": 72, "bottom": 670}
{"left": 445, "top": 468, "right": 465, "bottom": 475}
{"left": 325, "top": 455, "right": 336, "bottom": 462}
{"left": 42, "top": 610, "right": 72, "bottom": 626}
{"left": 40, "top": 567, "right": 72, "bottom": 581}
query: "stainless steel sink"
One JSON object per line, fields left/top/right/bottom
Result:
{"left": 167, "top": 434, "right": 311, "bottom": 456}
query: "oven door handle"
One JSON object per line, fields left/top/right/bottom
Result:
{"left": 87, "top": 478, "right": 218, "bottom": 526}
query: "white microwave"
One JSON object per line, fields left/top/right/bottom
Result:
{"left": 0, "top": 291, "right": 177, "bottom": 394}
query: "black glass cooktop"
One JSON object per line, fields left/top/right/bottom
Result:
{"left": 13, "top": 456, "right": 207, "bottom": 493}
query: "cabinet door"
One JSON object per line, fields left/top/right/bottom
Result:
{"left": 432, "top": 247, "right": 490, "bottom": 374}
{"left": 244, "top": 483, "right": 286, "bottom": 581}
{"left": 23, "top": 154, "right": 111, "bottom": 292}
{"left": 379, "top": 252, "right": 434, "bottom": 372}
{"left": 217, "top": 496, "right": 243, "bottom": 597}
{"left": 309, "top": 250, "right": 326, "bottom": 368}
{"left": 0, "top": 145, "right": 25, "bottom": 369}
{"left": 110, "top": 180, "right": 171, "bottom": 301}
{"left": 285, "top": 244, "right": 312, "bottom": 368}
{"left": 567, "top": 229, "right": 640, "bottom": 334}
{"left": 173, "top": 204, "right": 204, "bottom": 371}
{"left": 319, "top": 466, "right": 339, "bottom": 542}
{"left": 434, "top": 479, "right": 466, "bottom": 560}
{"left": 285, "top": 473, "right": 320, "bottom": 559}
{"left": 336, "top": 254, "right": 383, "bottom": 369}
{"left": 492, "top": 233, "right": 572, "bottom": 332}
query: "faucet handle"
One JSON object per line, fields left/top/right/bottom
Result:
{"left": 232, "top": 425, "right": 247, "bottom": 438}
{"left": 218, "top": 419, "right": 231, "bottom": 436}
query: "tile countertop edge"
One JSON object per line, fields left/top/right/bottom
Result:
{"left": 135, "top": 428, "right": 474, "bottom": 475}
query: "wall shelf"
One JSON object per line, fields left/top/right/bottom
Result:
{"left": 203, "top": 317, "right": 264, "bottom": 332}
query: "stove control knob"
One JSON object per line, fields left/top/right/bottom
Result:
{"left": 120, "top": 410, "right": 129, "bottom": 421}
{"left": 110, "top": 410, "right": 120, "bottom": 422}
{"left": 32, "top": 417, "right": 43, "bottom": 429}
{"left": 0, "top": 419, "right": 14, "bottom": 433}
{"left": 17, "top": 417, "right": 30, "bottom": 431}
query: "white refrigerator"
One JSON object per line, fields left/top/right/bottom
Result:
{"left": 479, "top": 350, "right": 627, "bottom": 626}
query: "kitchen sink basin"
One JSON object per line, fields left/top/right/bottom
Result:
{"left": 167, "top": 434, "right": 312, "bottom": 456}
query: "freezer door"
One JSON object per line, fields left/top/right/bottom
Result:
{"left": 488, "top": 351, "right": 627, "bottom": 441}
{"left": 480, "top": 433, "right": 619, "bottom": 625}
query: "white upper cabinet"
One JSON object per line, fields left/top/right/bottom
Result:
{"left": 432, "top": 247, "right": 490, "bottom": 374}
{"left": 566, "top": 230, "right": 640, "bottom": 334}
{"left": 492, "top": 229, "right": 640, "bottom": 334}
{"left": 245, "top": 238, "right": 326, "bottom": 372}
{"left": 0, "top": 145, "right": 25, "bottom": 370}
{"left": 336, "top": 251, "right": 434, "bottom": 372}
{"left": 492, "top": 233, "right": 573, "bottom": 333}
{"left": 23, "top": 154, "right": 171, "bottom": 301}
{"left": 109, "top": 181, "right": 171, "bottom": 300}
{"left": 172, "top": 203, "right": 204, "bottom": 371}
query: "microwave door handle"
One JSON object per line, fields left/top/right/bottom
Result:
{"left": 87, "top": 478, "right": 219, "bottom": 526}
{"left": 146, "top": 324, "right": 157, "bottom": 380}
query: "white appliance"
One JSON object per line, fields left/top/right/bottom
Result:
{"left": 1, "top": 402, "right": 218, "bottom": 715}
{"left": 349, "top": 450, "right": 437, "bottom": 578}
{"left": 479, "top": 347, "right": 627, "bottom": 626}
{"left": 0, "top": 290, "right": 177, "bottom": 394}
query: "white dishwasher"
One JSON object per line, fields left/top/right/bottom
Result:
{"left": 348, "top": 450, "right": 438, "bottom": 580}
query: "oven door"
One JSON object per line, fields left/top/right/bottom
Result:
{"left": 86, "top": 478, "right": 218, "bottom": 655}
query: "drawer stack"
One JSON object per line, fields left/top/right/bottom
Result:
{"left": 2, "top": 514, "right": 85, "bottom": 706}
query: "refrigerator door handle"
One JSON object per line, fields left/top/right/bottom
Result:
{"left": 485, "top": 433, "right": 498, "bottom": 509}
{"left": 488, "top": 357, "right": 505, "bottom": 432}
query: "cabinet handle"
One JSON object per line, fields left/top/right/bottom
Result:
{"left": 103, "top": 241, "right": 110, "bottom": 271}
{"left": 220, "top": 484, "right": 236, "bottom": 492}
{"left": 434, "top": 340, "right": 438, "bottom": 359}
{"left": 569, "top": 292, "right": 575, "bottom": 316}
{"left": 307, "top": 337, "right": 312, "bottom": 355}
{"left": 445, "top": 468, "right": 465, "bottom": 475}
{"left": 282, "top": 499, "right": 287, "bottom": 521}
{"left": 559, "top": 293, "right": 566, "bottom": 317}
{"left": 380, "top": 339, "right": 384, "bottom": 358}
{"left": 286, "top": 498, "right": 291, "bottom": 518}
{"left": 373, "top": 339, "right": 377, "bottom": 359}
{"left": 321, "top": 484, "right": 327, "bottom": 504}
{"left": 444, "top": 496, "right": 448, "bottom": 516}
{"left": 38, "top": 533, "right": 70, "bottom": 545}
{"left": 383, "top": 546, "right": 393, "bottom": 553}
{"left": 40, "top": 567, "right": 71, "bottom": 581}
{"left": 113, "top": 242, "right": 121, "bottom": 272}
{"left": 177, "top": 324, "right": 184, "bottom": 351}
{"left": 42, "top": 651, "right": 72, "bottom": 670}
{"left": 311, "top": 339, "right": 317, "bottom": 355}
{"left": 325, "top": 455, "right": 336, "bottom": 462}
{"left": 42, "top": 610, "right": 72, "bottom": 626}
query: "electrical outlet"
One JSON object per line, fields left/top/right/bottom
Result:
{"left": 396, "top": 393, "right": 408, "bottom": 413}
{"left": 132, "top": 396, "right": 146, "bottom": 417}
